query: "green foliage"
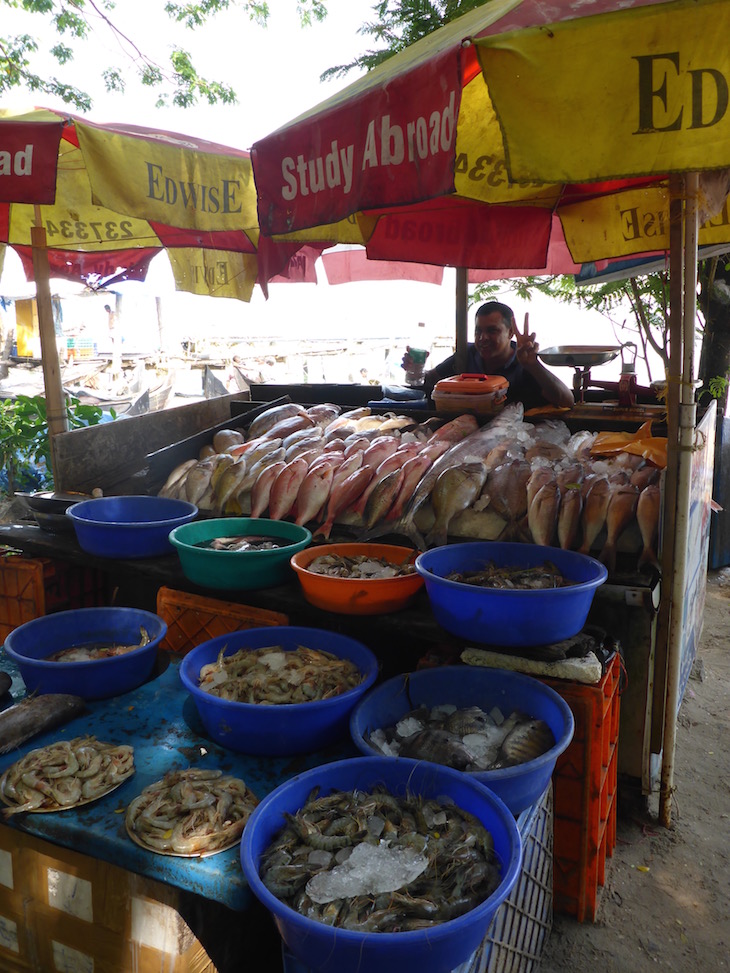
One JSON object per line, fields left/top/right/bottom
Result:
{"left": 0, "top": 395, "right": 113, "bottom": 496}
{"left": 699, "top": 375, "right": 729, "bottom": 402}
{"left": 0, "top": 0, "right": 327, "bottom": 111}
{"left": 321, "top": 0, "right": 486, "bottom": 80}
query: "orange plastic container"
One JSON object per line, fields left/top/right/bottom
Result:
{"left": 290, "top": 543, "right": 423, "bottom": 615}
{"left": 432, "top": 373, "right": 509, "bottom": 415}
{"left": 541, "top": 652, "right": 622, "bottom": 921}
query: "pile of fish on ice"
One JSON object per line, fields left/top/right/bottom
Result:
{"left": 158, "top": 402, "right": 662, "bottom": 573}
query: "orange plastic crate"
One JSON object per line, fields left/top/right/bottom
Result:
{"left": 0, "top": 550, "right": 109, "bottom": 642}
{"left": 155, "top": 586, "right": 289, "bottom": 656}
{"left": 541, "top": 652, "right": 622, "bottom": 922}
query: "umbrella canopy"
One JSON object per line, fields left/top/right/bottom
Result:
{"left": 0, "top": 107, "right": 310, "bottom": 302}
{"left": 251, "top": 0, "right": 730, "bottom": 270}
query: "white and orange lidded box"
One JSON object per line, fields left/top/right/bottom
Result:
{"left": 432, "top": 373, "right": 509, "bottom": 415}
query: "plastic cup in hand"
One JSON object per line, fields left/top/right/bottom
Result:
{"left": 405, "top": 347, "right": 429, "bottom": 386}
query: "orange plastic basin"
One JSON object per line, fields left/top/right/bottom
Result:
{"left": 290, "top": 543, "right": 424, "bottom": 615}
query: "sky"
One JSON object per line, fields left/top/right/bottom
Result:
{"left": 0, "top": 0, "right": 664, "bottom": 388}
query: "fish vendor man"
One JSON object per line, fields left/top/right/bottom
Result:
{"left": 402, "top": 301, "right": 574, "bottom": 411}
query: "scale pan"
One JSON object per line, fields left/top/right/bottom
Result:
{"left": 538, "top": 346, "right": 622, "bottom": 368}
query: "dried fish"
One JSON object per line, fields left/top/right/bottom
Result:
{"left": 126, "top": 768, "right": 258, "bottom": 856}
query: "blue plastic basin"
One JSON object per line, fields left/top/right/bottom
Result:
{"left": 67, "top": 495, "right": 198, "bottom": 559}
{"left": 240, "top": 755, "right": 522, "bottom": 973}
{"left": 4, "top": 607, "right": 167, "bottom": 700}
{"left": 415, "top": 542, "right": 608, "bottom": 646}
{"left": 179, "top": 627, "right": 379, "bottom": 755}
{"left": 350, "top": 666, "right": 574, "bottom": 814}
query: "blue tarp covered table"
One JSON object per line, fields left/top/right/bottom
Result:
{"left": 0, "top": 651, "right": 355, "bottom": 911}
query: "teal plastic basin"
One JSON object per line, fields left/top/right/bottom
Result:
{"left": 169, "top": 517, "right": 312, "bottom": 590}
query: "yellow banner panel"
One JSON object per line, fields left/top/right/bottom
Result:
{"left": 560, "top": 183, "right": 730, "bottom": 262}
{"left": 272, "top": 213, "right": 376, "bottom": 245}
{"left": 8, "top": 146, "right": 159, "bottom": 250}
{"left": 454, "top": 74, "right": 560, "bottom": 205}
{"left": 475, "top": 0, "right": 730, "bottom": 183}
{"left": 167, "top": 248, "right": 257, "bottom": 301}
{"left": 76, "top": 122, "right": 259, "bottom": 234}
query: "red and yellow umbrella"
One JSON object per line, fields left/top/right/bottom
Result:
{"left": 0, "top": 107, "right": 310, "bottom": 301}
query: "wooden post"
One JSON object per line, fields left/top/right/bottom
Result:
{"left": 455, "top": 267, "right": 468, "bottom": 373}
{"left": 31, "top": 223, "right": 69, "bottom": 483}
{"left": 659, "top": 172, "right": 700, "bottom": 828}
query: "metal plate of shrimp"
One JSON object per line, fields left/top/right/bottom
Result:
{"left": 125, "top": 768, "right": 259, "bottom": 857}
{"left": 0, "top": 736, "right": 135, "bottom": 816}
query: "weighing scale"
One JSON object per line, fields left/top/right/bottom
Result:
{"left": 538, "top": 343, "right": 652, "bottom": 408}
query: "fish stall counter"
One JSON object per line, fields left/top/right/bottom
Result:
{"left": 0, "top": 650, "right": 356, "bottom": 912}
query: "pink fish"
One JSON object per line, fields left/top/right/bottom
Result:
{"left": 428, "top": 413, "right": 479, "bottom": 443}
{"left": 268, "top": 457, "right": 310, "bottom": 521}
{"left": 348, "top": 452, "right": 407, "bottom": 517}
{"left": 361, "top": 437, "right": 400, "bottom": 470}
{"left": 385, "top": 453, "right": 434, "bottom": 522}
{"left": 332, "top": 451, "right": 365, "bottom": 489}
{"left": 343, "top": 436, "right": 372, "bottom": 458}
{"left": 637, "top": 483, "right": 661, "bottom": 571}
{"left": 295, "top": 463, "right": 336, "bottom": 526}
{"left": 557, "top": 487, "right": 583, "bottom": 550}
{"left": 579, "top": 476, "right": 611, "bottom": 555}
{"left": 249, "top": 461, "right": 287, "bottom": 518}
{"left": 600, "top": 483, "right": 640, "bottom": 573}
{"left": 418, "top": 439, "right": 452, "bottom": 462}
{"left": 314, "top": 467, "right": 374, "bottom": 540}
{"left": 528, "top": 480, "right": 561, "bottom": 547}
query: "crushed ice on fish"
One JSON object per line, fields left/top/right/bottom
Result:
{"left": 306, "top": 842, "right": 429, "bottom": 903}
{"left": 307, "top": 553, "right": 416, "bottom": 580}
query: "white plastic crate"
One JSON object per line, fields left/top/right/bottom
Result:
{"left": 282, "top": 784, "right": 553, "bottom": 973}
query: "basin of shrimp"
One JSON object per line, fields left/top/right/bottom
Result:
{"left": 179, "top": 627, "right": 378, "bottom": 755}
{"left": 240, "top": 756, "right": 522, "bottom": 973}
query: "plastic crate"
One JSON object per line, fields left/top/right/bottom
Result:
{"left": 540, "top": 652, "right": 622, "bottom": 922}
{"left": 0, "top": 551, "right": 109, "bottom": 642}
{"left": 282, "top": 784, "right": 554, "bottom": 973}
{"left": 155, "top": 586, "right": 289, "bottom": 655}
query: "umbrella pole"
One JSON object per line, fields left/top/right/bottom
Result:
{"left": 31, "top": 223, "right": 69, "bottom": 483}
{"left": 455, "top": 267, "right": 468, "bottom": 373}
{"left": 659, "top": 173, "right": 699, "bottom": 828}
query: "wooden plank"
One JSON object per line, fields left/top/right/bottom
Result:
{"left": 52, "top": 394, "right": 251, "bottom": 495}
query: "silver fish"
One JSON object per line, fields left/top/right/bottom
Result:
{"left": 158, "top": 458, "right": 197, "bottom": 499}
{"left": 0, "top": 695, "right": 85, "bottom": 755}
{"left": 247, "top": 404, "right": 308, "bottom": 440}
{"left": 425, "top": 462, "right": 488, "bottom": 548}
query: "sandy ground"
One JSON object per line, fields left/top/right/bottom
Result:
{"left": 539, "top": 569, "right": 730, "bottom": 972}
